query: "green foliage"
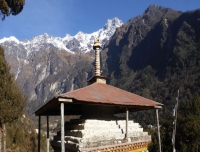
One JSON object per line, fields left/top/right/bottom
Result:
{"left": 149, "top": 94, "right": 200, "bottom": 152}
{"left": 0, "top": 0, "right": 25, "bottom": 20}
{"left": 0, "top": 46, "right": 26, "bottom": 126}
{"left": 0, "top": 46, "right": 37, "bottom": 151}
{"left": 102, "top": 8, "right": 200, "bottom": 151}
{"left": 175, "top": 94, "right": 200, "bottom": 152}
{"left": 6, "top": 115, "right": 47, "bottom": 152}
{"left": 148, "top": 129, "right": 160, "bottom": 152}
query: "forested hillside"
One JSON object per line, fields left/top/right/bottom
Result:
{"left": 102, "top": 6, "right": 200, "bottom": 151}
{"left": 0, "top": 46, "right": 46, "bottom": 151}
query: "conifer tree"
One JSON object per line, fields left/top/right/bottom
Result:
{"left": 0, "top": 46, "right": 26, "bottom": 151}
{"left": 176, "top": 94, "right": 200, "bottom": 151}
{"left": 0, "top": 0, "right": 25, "bottom": 20}
{"left": 149, "top": 94, "right": 200, "bottom": 152}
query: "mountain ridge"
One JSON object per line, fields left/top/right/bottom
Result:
{"left": 102, "top": 6, "right": 200, "bottom": 111}
{"left": 0, "top": 17, "right": 123, "bottom": 54}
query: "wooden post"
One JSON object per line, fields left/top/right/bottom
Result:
{"left": 172, "top": 90, "right": 179, "bottom": 152}
{"left": 61, "top": 103, "right": 65, "bottom": 152}
{"left": 47, "top": 115, "right": 50, "bottom": 152}
{"left": 0, "top": 129, "right": 2, "bottom": 152}
{"left": 38, "top": 115, "right": 41, "bottom": 152}
{"left": 156, "top": 109, "right": 162, "bottom": 152}
{"left": 3, "top": 125, "right": 6, "bottom": 152}
{"left": 125, "top": 107, "right": 129, "bottom": 139}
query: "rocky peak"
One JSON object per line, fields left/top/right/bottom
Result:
{"left": 145, "top": 5, "right": 167, "bottom": 13}
{"left": 33, "top": 33, "right": 50, "bottom": 40}
{"left": 104, "top": 18, "right": 123, "bottom": 30}
{"left": 144, "top": 4, "right": 182, "bottom": 15}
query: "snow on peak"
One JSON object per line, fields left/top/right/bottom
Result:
{"left": 21, "top": 33, "right": 73, "bottom": 54}
{"left": 104, "top": 18, "right": 123, "bottom": 30}
{"left": 0, "top": 36, "right": 20, "bottom": 44}
{"left": 31, "top": 33, "right": 52, "bottom": 43}
{"left": 76, "top": 31, "right": 84, "bottom": 35}
{"left": 65, "top": 17, "right": 124, "bottom": 53}
{"left": 0, "top": 17, "right": 123, "bottom": 54}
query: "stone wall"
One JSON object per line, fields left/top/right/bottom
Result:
{"left": 51, "top": 119, "right": 151, "bottom": 151}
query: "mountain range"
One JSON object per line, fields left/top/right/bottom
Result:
{"left": 0, "top": 17, "right": 123, "bottom": 113}
{"left": 1, "top": 5, "right": 200, "bottom": 152}
{"left": 101, "top": 4, "right": 200, "bottom": 120}
{"left": 0, "top": 17, "right": 123, "bottom": 54}
{"left": 0, "top": 5, "right": 200, "bottom": 119}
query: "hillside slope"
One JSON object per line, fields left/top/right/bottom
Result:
{"left": 102, "top": 6, "right": 200, "bottom": 114}
{"left": 101, "top": 6, "right": 200, "bottom": 151}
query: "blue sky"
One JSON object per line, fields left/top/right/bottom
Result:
{"left": 1, "top": 0, "right": 200, "bottom": 41}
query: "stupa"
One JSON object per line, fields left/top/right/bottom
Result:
{"left": 35, "top": 38, "right": 163, "bottom": 152}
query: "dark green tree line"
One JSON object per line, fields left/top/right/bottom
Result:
{"left": 148, "top": 94, "right": 200, "bottom": 152}
{"left": 101, "top": 8, "right": 200, "bottom": 152}
{"left": 0, "top": 46, "right": 47, "bottom": 151}
{"left": 0, "top": 46, "right": 26, "bottom": 151}
{"left": 0, "top": 46, "right": 26, "bottom": 126}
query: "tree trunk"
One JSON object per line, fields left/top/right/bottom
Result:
{"left": 3, "top": 125, "right": 6, "bottom": 152}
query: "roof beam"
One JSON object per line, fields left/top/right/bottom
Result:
{"left": 58, "top": 98, "right": 73, "bottom": 102}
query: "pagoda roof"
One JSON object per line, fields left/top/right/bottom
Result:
{"left": 35, "top": 82, "right": 163, "bottom": 116}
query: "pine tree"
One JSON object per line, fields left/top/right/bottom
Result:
{"left": 148, "top": 94, "right": 200, "bottom": 152}
{"left": 0, "top": 0, "right": 25, "bottom": 20}
{"left": 0, "top": 46, "right": 26, "bottom": 151}
{"left": 176, "top": 94, "right": 200, "bottom": 151}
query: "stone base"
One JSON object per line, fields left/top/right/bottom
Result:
{"left": 51, "top": 119, "right": 151, "bottom": 151}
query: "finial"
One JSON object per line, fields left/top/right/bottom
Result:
{"left": 88, "top": 38, "right": 108, "bottom": 84}
{"left": 93, "top": 38, "right": 102, "bottom": 50}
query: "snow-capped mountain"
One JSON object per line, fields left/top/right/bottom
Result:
{"left": 0, "top": 18, "right": 123, "bottom": 54}
{"left": 0, "top": 17, "right": 123, "bottom": 115}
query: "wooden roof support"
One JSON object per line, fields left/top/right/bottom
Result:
{"left": 156, "top": 108, "right": 162, "bottom": 152}
{"left": 125, "top": 107, "right": 129, "bottom": 139}
{"left": 46, "top": 115, "right": 50, "bottom": 152}
{"left": 60, "top": 103, "right": 65, "bottom": 152}
{"left": 38, "top": 115, "right": 41, "bottom": 152}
